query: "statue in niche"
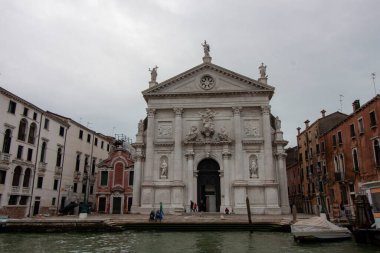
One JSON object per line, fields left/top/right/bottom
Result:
{"left": 186, "top": 126, "right": 198, "bottom": 141}
{"left": 138, "top": 120, "right": 144, "bottom": 134}
{"left": 259, "top": 62, "right": 267, "bottom": 78}
{"left": 201, "top": 40, "right": 210, "bottom": 57}
{"left": 199, "top": 108, "right": 216, "bottom": 137}
{"left": 160, "top": 158, "right": 168, "bottom": 178}
{"left": 275, "top": 116, "right": 281, "bottom": 131}
{"left": 249, "top": 156, "right": 259, "bottom": 178}
{"left": 149, "top": 65, "right": 158, "bottom": 82}
{"left": 218, "top": 126, "right": 229, "bottom": 141}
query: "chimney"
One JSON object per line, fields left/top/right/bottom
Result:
{"left": 352, "top": 100, "right": 360, "bottom": 112}
{"left": 321, "top": 109, "right": 326, "bottom": 118}
{"left": 297, "top": 127, "right": 301, "bottom": 135}
{"left": 304, "top": 120, "right": 310, "bottom": 129}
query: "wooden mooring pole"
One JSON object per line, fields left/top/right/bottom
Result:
{"left": 246, "top": 196, "right": 252, "bottom": 224}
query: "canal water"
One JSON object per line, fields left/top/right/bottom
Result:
{"left": 0, "top": 231, "right": 378, "bottom": 253}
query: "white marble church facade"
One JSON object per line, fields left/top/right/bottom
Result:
{"left": 132, "top": 43, "right": 290, "bottom": 215}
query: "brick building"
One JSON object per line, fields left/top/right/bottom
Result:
{"left": 96, "top": 139, "right": 134, "bottom": 214}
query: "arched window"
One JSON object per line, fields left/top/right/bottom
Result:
{"left": 40, "top": 142, "right": 47, "bottom": 162}
{"left": 56, "top": 148, "right": 62, "bottom": 167}
{"left": 12, "top": 166, "right": 22, "bottom": 186}
{"left": 28, "top": 123, "right": 37, "bottom": 144}
{"left": 23, "top": 168, "right": 31, "bottom": 187}
{"left": 2, "top": 129, "right": 12, "bottom": 153}
{"left": 339, "top": 154, "right": 345, "bottom": 172}
{"left": 17, "top": 119, "right": 28, "bottom": 141}
{"left": 374, "top": 140, "right": 380, "bottom": 167}
{"left": 352, "top": 148, "right": 360, "bottom": 172}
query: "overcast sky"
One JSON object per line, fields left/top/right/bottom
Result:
{"left": 1, "top": 0, "right": 379, "bottom": 146}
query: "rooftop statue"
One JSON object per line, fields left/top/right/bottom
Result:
{"left": 259, "top": 62, "right": 267, "bottom": 78}
{"left": 201, "top": 40, "right": 210, "bottom": 57}
{"left": 149, "top": 65, "right": 158, "bottom": 82}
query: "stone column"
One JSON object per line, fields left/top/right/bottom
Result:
{"left": 277, "top": 152, "right": 290, "bottom": 214}
{"left": 261, "top": 105, "right": 274, "bottom": 181}
{"left": 144, "top": 108, "right": 156, "bottom": 181}
{"left": 222, "top": 145, "right": 231, "bottom": 209}
{"left": 185, "top": 146, "right": 195, "bottom": 211}
{"left": 232, "top": 107, "right": 243, "bottom": 180}
{"left": 131, "top": 151, "right": 143, "bottom": 211}
{"left": 173, "top": 108, "right": 183, "bottom": 181}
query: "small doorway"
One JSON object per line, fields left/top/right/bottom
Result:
{"left": 197, "top": 159, "right": 221, "bottom": 212}
{"left": 33, "top": 200, "right": 40, "bottom": 216}
{"left": 127, "top": 197, "right": 133, "bottom": 212}
{"left": 112, "top": 197, "right": 122, "bottom": 214}
{"left": 98, "top": 197, "right": 106, "bottom": 213}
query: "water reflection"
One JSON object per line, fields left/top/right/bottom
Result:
{"left": 0, "top": 231, "right": 379, "bottom": 253}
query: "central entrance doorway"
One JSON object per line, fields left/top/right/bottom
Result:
{"left": 197, "top": 158, "right": 220, "bottom": 212}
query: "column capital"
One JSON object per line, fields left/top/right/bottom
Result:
{"left": 232, "top": 106, "right": 242, "bottom": 116}
{"left": 173, "top": 107, "right": 184, "bottom": 117}
{"left": 146, "top": 108, "right": 156, "bottom": 117}
{"left": 275, "top": 152, "right": 287, "bottom": 159}
{"left": 261, "top": 105, "right": 271, "bottom": 115}
{"left": 185, "top": 151, "right": 195, "bottom": 160}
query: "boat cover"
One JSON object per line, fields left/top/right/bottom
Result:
{"left": 291, "top": 216, "right": 350, "bottom": 233}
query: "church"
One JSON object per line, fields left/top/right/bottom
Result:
{"left": 131, "top": 42, "right": 290, "bottom": 214}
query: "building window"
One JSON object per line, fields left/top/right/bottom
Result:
{"left": 95, "top": 138, "right": 98, "bottom": 146}
{"left": 37, "top": 176, "right": 43, "bottom": 188}
{"left": 90, "top": 185, "right": 94, "bottom": 195}
{"left": 84, "top": 156, "right": 89, "bottom": 173}
{"left": 8, "top": 101, "right": 17, "bottom": 114}
{"left": 52, "top": 197, "right": 56, "bottom": 206}
{"left": 334, "top": 156, "right": 340, "bottom": 172}
{"left": 352, "top": 148, "right": 360, "bottom": 173}
{"left": 2, "top": 129, "right": 12, "bottom": 153}
{"left": 91, "top": 158, "right": 96, "bottom": 175}
{"left": 107, "top": 144, "right": 110, "bottom": 152}
{"left": 17, "top": 145, "right": 24, "bottom": 159}
{"left": 33, "top": 112, "right": 37, "bottom": 120}
{"left": 374, "top": 139, "right": 380, "bottom": 167}
{"left": 27, "top": 148, "right": 33, "bottom": 161}
{"left": 82, "top": 184, "right": 87, "bottom": 194}
{"left": 73, "top": 183, "right": 78, "bottom": 193}
{"left": 56, "top": 147, "right": 62, "bottom": 167}
{"left": 316, "top": 144, "right": 320, "bottom": 155}
{"left": 101, "top": 141, "right": 104, "bottom": 149}
{"left": 339, "top": 154, "right": 345, "bottom": 172}
{"left": 53, "top": 179, "right": 59, "bottom": 190}
{"left": 350, "top": 124, "right": 355, "bottom": 138}
{"left": 321, "top": 142, "right": 325, "bottom": 153}
{"left": 19, "top": 196, "right": 28, "bottom": 205}
{"left": 370, "top": 111, "right": 377, "bottom": 127}
{"left": 79, "top": 130, "right": 83, "bottom": 139}
{"left": 332, "top": 135, "right": 337, "bottom": 147}
{"left": 40, "top": 142, "right": 47, "bottom": 162}
{"left": 8, "top": 195, "right": 18, "bottom": 205}
{"left": 358, "top": 118, "right": 364, "bottom": 134}
{"left": 0, "top": 170, "right": 6, "bottom": 184}
{"left": 23, "top": 107, "right": 29, "bottom": 117}
{"left": 44, "top": 118, "right": 50, "bottom": 130}
{"left": 87, "top": 134, "right": 91, "bottom": 143}
{"left": 12, "top": 166, "right": 22, "bottom": 187}
{"left": 59, "top": 126, "right": 65, "bottom": 137}
{"left": 17, "top": 118, "right": 28, "bottom": 141}
{"left": 75, "top": 154, "right": 81, "bottom": 171}
{"left": 28, "top": 123, "right": 37, "bottom": 144}
{"left": 100, "top": 171, "right": 108, "bottom": 186}
{"left": 23, "top": 168, "right": 31, "bottom": 187}
{"left": 129, "top": 171, "right": 134, "bottom": 186}
{"left": 338, "top": 131, "right": 343, "bottom": 144}
{"left": 298, "top": 153, "right": 303, "bottom": 162}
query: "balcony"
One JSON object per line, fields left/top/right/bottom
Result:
{"left": 0, "top": 152, "right": 11, "bottom": 164}
{"left": 55, "top": 166, "right": 63, "bottom": 175}
{"left": 334, "top": 172, "right": 344, "bottom": 182}
{"left": 22, "top": 187, "right": 31, "bottom": 194}
{"left": 11, "top": 186, "right": 20, "bottom": 193}
{"left": 38, "top": 162, "right": 47, "bottom": 173}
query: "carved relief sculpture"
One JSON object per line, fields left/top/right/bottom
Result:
{"left": 160, "top": 157, "right": 168, "bottom": 179}
{"left": 138, "top": 120, "right": 144, "bottom": 134}
{"left": 157, "top": 123, "right": 173, "bottom": 138}
{"left": 186, "top": 126, "right": 198, "bottom": 141}
{"left": 249, "top": 156, "right": 259, "bottom": 178}
{"left": 244, "top": 121, "right": 259, "bottom": 137}
{"left": 199, "top": 108, "right": 216, "bottom": 137}
{"left": 218, "top": 126, "right": 230, "bottom": 141}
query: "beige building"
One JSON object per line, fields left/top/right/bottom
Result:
{"left": 132, "top": 44, "right": 290, "bottom": 214}
{"left": 0, "top": 87, "right": 112, "bottom": 218}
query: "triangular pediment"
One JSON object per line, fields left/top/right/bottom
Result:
{"left": 142, "top": 62, "right": 274, "bottom": 100}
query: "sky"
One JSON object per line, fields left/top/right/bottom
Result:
{"left": 0, "top": 0, "right": 379, "bottom": 147}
